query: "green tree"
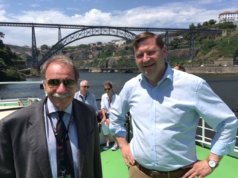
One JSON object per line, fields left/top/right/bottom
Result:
{"left": 0, "top": 31, "right": 25, "bottom": 81}
{"left": 202, "top": 21, "right": 209, "bottom": 27}
{"left": 208, "top": 19, "right": 217, "bottom": 26}
{"left": 218, "top": 22, "right": 236, "bottom": 29}
{"left": 197, "top": 23, "right": 202, "bottom": 28}
{"left": 170, "top": 38, "right": 180, "bottom": 49}
{"left": 0, "top": 32, "right": 4, "bottom": 38}
{"left": 189, "top": 23, "right": 196, "bottom": 29}
{"left": 0, "top": 58, "right": 6, "bottom": 69}
{"left": 233, "top": 48, "right": 238, "bottom": 65}
{"left": 40, "top": 44, "right": 50, "bottom": 51}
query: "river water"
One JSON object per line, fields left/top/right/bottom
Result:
{"left": 0, "top": 72, "right": 238, "bottom": 113}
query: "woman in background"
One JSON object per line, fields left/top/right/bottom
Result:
{"left": 100, "top": 81, "right": 119, "bottom": 151}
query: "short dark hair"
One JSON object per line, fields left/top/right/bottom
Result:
{"left": 40, "top": 55, "right": 79, "bottom": 81}
{"left": 174, "top": 64, "right": 186, "bottom": 72}
{"left": 133, "top": 31, "right": 165, "bottom": 50}
{"left": 103, "top": 81, "right": 113, "bottom": 89}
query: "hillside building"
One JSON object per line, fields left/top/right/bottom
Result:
{"left": 219, "top": 10, "right": 238, "bottom": 26}
{"left": 111, "top": 39, "right": 126, "bottom": 47}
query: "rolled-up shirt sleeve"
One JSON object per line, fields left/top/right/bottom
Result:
{"left": 195, "top": 80, "right": 238, "bottom": 156}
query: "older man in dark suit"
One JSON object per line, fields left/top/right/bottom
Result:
{"left": 0, "top": 55, "right": 102, "bottom": 178}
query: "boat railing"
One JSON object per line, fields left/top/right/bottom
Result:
{"left": 196, "top": 118, "right": 238, "bottom": 158}
{"left": 125, "top": 115, "right": 238, "bottom": 159}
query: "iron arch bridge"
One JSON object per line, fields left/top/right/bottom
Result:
{"left": 0, "top": 22, "right": 222, "bottom": 68}
{"left": 39, "top": 27, "right": 137, "bottom": 66}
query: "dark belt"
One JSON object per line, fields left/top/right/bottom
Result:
{"left": 135, "top": 162, "right": 190, "bottom": 178}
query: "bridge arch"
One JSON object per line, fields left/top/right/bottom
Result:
{"left": 39, "top": 27, "right": 137, "bottom": 66}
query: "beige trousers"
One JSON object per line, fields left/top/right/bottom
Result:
{"left": 129, "top": 165, "right": 183, "bottom": 178}
{"left": 129, "top": 165, "right": 150, "bottom": 178}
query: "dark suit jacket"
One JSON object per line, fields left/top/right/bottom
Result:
{"left": 0, "top": 98, "right": 102, "bottom": 178}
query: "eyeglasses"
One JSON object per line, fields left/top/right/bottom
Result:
{"left": 104, "top": 88, "right": 111, "bottom": 91}
{"left": 46, "top": 79, "right": 76, "bottom": 88}
{"left": 81, "top": 86, "right": 90, "bottom": 88}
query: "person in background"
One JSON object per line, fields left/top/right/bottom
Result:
{"left": 109, "top": 32, "right": 238, "bottom": 178}
{"left": 100, "top": 81, "right": 119, "bottom": 151}
{"left": 174, "top": 63, "right": 186, "bottom": 72}
{"left": 0, "top": 55, "right": 102, "bottom": 178}
{"left": 74, "top": 80, "right": 98, "bottom": 111}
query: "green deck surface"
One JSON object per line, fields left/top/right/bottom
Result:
{"left": 101, "top": 145, "right": 238, "bottom": 178}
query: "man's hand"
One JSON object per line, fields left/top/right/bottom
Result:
{"left": 100, "top": 116, "right": 107, "bottom": 124}
{"left": 116, "top": 137, "right": 135, "bottom": 166}
{"left": 182, "top": 160, "right": 213, "bottom": 178}
{"left": 105, "top": 119, "right": 110, "bottom": 126}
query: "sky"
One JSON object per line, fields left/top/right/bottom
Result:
{"left": 0, "top": 0, "right": 237, "bottom": 46}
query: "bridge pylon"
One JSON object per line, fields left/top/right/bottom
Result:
{"left": 31, "top": 26, "right": 39, "bottom": 68}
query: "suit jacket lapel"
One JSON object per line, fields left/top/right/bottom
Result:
{"left": 73, "top": 100, "right": 87, "bottom": 177}
{"left": 27, "top": 99, "right": 52, "bottom": 178}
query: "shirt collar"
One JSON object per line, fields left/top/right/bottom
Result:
{"left": 47, "top": 98, "right": 72, "bottom": 115}
{"left": 79, "top": 91, "right": 88, "bottom": 97}
{"left": 139, "top": 63, "right": 174, "bottom": 86}
{"left": 162, "top": 63, "right": 174, "bottom": 83}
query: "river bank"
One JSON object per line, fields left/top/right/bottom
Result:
{"left": 83, "top": 65, "right": 238, "bottom": 74}
{"left": 1, "top": 65, "right": 237, "bottom": 83}
{"left": 186, "top": 66, "right": 238, "bottom": 74}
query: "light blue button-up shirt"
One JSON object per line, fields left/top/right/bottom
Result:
{"left": 74, "top": 91, "right": 98, "bottom": 111}
{"left": 44, "top": 99, "right": 79, "bottom": 178}
{"left": 109, "top": 65, "right": 238, "bottom": 171}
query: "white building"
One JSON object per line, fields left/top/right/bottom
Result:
{"left": 111, "top": 39, "right": 126, "bottom": 47}
{"left": 219, "top": 10, "right": 238, "bottom": 26}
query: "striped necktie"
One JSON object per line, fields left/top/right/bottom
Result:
{"left": 56, "top": 111, "right": 74, "bottom": 178}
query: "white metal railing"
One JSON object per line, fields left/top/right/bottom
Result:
{"left": 196, "top": 118, "right": 238, "bottom": 158}
{"left": 0, "top": 81, "right": 42, "bottom": 85}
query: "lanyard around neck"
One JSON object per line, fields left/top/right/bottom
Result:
{"left": 45, "top": 101, "right": 73, "bottom": 137}
{"left": 79, "top": 93, "right": 87, "bottom": 103}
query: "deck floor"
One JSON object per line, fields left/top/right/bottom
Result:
{"left": 101, "top": 145, "right": 238, "bottom": 178}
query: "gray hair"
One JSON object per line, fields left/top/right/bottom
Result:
{"left": 40, "top": 55, "right": 79, "bottom": 81}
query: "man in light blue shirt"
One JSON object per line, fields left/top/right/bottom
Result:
{"left": 109, "top": 32, "right": 238, "bottom": 178}
{"left": 74, "top": 80, "right": 98, "bottom": 111}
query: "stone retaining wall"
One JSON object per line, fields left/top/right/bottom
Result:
{"left": 186, "top": 66, "right": 238, "bottom": 74}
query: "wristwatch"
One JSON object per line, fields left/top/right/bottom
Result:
{"left": 208, "top": 160, "right": 218, "bottom": 169}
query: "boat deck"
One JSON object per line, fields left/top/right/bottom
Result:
{"left": 0, "top": 109, "right": 19, "bottom": 119}
{"left": 0, "top": 97, "right": 41, "bottom": 120}
{"left": 101, "top": 145, "right": 238, "bottom": 178}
